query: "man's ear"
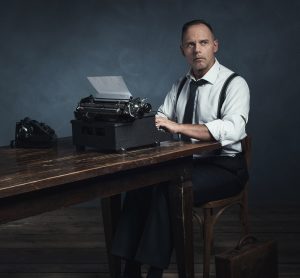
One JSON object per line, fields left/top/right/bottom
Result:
{"left": 213, "top": 39, "right": 219, "bottom": 53}
{"left": 180, "top": 45, "right": 185, "bottom": 57}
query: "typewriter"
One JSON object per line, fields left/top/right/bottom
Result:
{"left": 71, "top": 95, "right": 171, "bottom": 152}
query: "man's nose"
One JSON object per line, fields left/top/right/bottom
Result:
{"left": 194, "top": 42, "right": 201, "bottom": 53}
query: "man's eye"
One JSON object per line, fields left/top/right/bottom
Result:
{"left": 200, "top": 41, "right": 208, "bottom": 46}
{"left": 186, "top": 43, "right": 195, "bottom": 48}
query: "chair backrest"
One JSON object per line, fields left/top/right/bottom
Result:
{"left": 241, "top": 135, "right": 251, "bottom": 169}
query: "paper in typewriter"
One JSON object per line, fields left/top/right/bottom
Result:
{"left": 87, "top": 76, "right": 132, "bottom": 100}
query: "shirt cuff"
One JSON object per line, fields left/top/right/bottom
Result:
{"left": 205, "top": 120, "right": 234, "bottom": 146}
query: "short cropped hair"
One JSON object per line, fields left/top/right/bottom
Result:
{"left": 181, "top": 19, "right": 215, "bottom": 42}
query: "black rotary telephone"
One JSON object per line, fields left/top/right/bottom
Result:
{"left": 11, "top": 117, "right": 57, "bottom": 148}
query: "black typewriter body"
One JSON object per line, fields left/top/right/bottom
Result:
{"left": 71, "top": 95, "right": 171, "bottom": 152}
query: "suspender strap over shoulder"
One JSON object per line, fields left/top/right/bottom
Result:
{"left": 175, "top": 76, "right": 187, "bottom": 110}
{"left": 217, "top": 72, "right": 239, "bottom": 119}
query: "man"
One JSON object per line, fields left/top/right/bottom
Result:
{"left": 112, "top": 19, "right": 250, "bottom": 278}
{"left": 156, "top": 19, "right": 250, "bottom": 205}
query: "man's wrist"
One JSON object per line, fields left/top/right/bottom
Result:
{"left": 175, "top": 123, "right": 183, "bottom": 134}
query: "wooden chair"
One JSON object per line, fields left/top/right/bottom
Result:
{"left": 193, "top": 136, "right": 251, "bottom": 278}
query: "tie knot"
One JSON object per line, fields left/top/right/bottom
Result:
{"left": 190, "top": 79, "right": 208, "bottom": 87}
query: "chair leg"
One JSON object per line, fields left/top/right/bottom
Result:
{"left": 203, "top": 208, "right": 214, "bottom": 278}
{"left": 240, "top": 189, "right": 250, "bottom": 235}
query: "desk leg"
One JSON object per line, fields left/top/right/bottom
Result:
{"left": 101, "top": 194, "right": 122, "bottom": 278}
{"left": 168, "top": 179, "right": 194, "bottom": 278}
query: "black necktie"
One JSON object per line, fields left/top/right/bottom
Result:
{"left": 181, "top": 79, "right": 208, "bottom": 141}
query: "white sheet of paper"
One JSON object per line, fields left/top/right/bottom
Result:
{"left": 87, "top": 76, "right": 132, "bottom": 100}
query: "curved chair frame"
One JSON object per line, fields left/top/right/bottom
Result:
{"left": 193, "top": 136, "right": 251, "bottom": 278}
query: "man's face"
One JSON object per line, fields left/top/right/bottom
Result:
{"left": 181, "top": 24, "right": 218, "bottom": 79}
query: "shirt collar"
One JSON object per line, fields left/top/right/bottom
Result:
{"left": 186, "top": 58, "right": 220, "bottom": 85}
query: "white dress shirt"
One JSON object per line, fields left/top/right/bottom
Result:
{"left": 157, "top": 59, "right": 250, "bottom": 156}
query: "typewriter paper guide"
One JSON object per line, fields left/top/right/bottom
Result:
{"left": 87, "top": 76, "right": 132, "bottom": 100}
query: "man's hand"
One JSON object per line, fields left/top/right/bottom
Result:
{"left": 155, "top": 116, "right": 180, "bottom": 134}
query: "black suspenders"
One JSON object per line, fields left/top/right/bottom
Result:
{"left": 217, "top": 73, "right": 239, "bottom": 119}
{"left": 175, "top": 73, "right": 239, "bottom": 119}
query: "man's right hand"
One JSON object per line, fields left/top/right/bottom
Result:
{"left": 155, "top": 116, "right": 180, "bottom": 134}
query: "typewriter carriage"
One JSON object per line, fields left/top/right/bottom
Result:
{"left": 74, "top": 95, "right": 152, "bottom": 123}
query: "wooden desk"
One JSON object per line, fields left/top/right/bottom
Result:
{"left": 0, "top": 138, "right": 220, "bottom": 278}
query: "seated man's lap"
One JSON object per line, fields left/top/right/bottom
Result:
{"left": 192, "top": 154, "right": 248, "bottom": 206}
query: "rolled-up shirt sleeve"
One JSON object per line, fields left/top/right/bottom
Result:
{"left": 205, "top": 77, "right": 250, "bottom": 147}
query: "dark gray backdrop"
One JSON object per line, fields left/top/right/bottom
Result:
{"left": 1, "top": 0, "right": 299, "bottom": 206}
